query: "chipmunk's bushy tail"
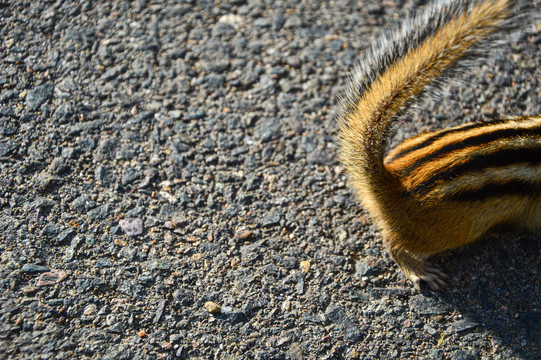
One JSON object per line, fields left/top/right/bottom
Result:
{"left": 337, "top": 0, "right": 530, "bottom": 204}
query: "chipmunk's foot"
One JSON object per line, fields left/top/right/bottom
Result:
{"left": 389, "top": 247, "right": 449, "bottom": 291}
{"left": 408, "top": 264, "right": 449, "bottom": 291}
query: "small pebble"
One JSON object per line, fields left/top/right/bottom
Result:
{"left": 36, "top": 270, "right": 67, "bottom": 286}
{"left": 300, "top": 260, "right": 311, "bottom": 273}
{"left": 21, "top": 264, "right": 51, "bottom": 273}
{"left": 83, "top": 304, "right": 98, "bottom": 316}
{"left": 119, "top": 218, "right": 144, "bottom": 237}
{"left": 235, "top": 230, "right": 254, "bottom": 240}
{"left": 204, "top": 301, "right": 221, "bottom": 314}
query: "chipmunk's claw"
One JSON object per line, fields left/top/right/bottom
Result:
{"left": 410, "top": 265, "right": 449, "bottom": 291}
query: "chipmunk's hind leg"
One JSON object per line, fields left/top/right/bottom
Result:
{"left": 388, "top": 246, "right": 449, "bottom": 291}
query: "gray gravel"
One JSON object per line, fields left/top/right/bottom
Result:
{"left": 0, "top": 0, "right": 540, "bottom": 359}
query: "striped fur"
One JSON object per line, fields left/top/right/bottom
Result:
{"left": 387, "top": 116, "right": 541, "bottom": 197}
{"left": 336, "top": 0, "right": 539, "bottom": 290}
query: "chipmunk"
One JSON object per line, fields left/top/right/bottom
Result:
{"left": 337, "top": 0, "right": 540, "bottom": 290}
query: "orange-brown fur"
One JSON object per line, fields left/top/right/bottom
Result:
{"left": 337, "top": 0, "right": 540, "bottom": 290}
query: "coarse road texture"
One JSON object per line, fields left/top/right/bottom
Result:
{"left": 0, "top": 1, "right": 539, "bottom": 359}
